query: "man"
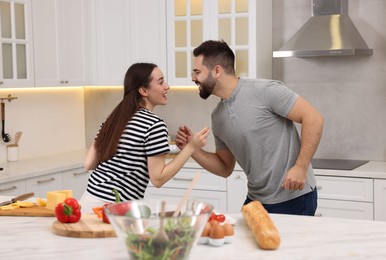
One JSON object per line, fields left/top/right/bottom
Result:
{"left": 176, "top": 40, "right": 324, "bottom": 215}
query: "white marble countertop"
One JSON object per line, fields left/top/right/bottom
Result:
{"left": 314, "top": 161, "right": 386, "bottom": 179}
{"left": 1, "top": 149, "right": 385, "bottom": 185}
{"left": 0, "top": 149, "right": 87, "bottom": 183}
{"left": 1, "top": 195, "right": 386, "bottom": 259}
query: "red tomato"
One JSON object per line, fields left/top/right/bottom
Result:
{"left": 102, "top": 203, "right": 112, "bottom": 224}
{"left": 215, "top": 214, "right": 226, "bottom": 223}
{"left": 208, "top": 212, "right": 216, "bottom": 221}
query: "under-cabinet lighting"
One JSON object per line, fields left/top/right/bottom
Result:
{"left": 0, "top": 86, "right": 84, "bottom": 92}
{"left": 170, "top": 86, "right": 198, "bottom": 91}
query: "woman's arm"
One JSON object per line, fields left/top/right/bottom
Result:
{"left": 84, "top": 141, "right": 100, "bottom": 170}
{"left": 147, "top": 126, "right": 209, "bottom": 188}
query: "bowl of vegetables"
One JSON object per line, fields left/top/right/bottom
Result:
{"left": 104, "top": 199, "right": 214, "bottom": 260}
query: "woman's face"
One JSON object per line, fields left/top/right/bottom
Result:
{"left": 142, "top": 67, "right": 170, "bottom": 111}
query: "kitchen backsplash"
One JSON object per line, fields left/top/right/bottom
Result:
{"left": 0, "top": 88, "right": 86, "bottom": 163}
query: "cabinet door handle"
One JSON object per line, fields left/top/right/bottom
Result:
{"left": 0, "top": 81, "right": 3, "bottom": 85}
{"left": 0, "top": 185, "right": 17, "bottom": 192}
{"left": 37, "top": 177, "right": 55, "bottom": 184}
{"left": 173, "top": 177, "right": 194, "bottom": 182}
{"left": 316, "top": 185, "right": 322, "bottom": 190}
{"left": 73, "top": 171, "right": 89, "bottom": 176}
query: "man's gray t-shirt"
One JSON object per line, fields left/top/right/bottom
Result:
{"left": 212, "top": 78, "right": 316, "bottom": 204}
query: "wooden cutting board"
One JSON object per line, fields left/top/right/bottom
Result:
{"left": 51, "top": 214, "right": 116, "bottom": 238}
{"left": 0, "top": 204, "right": 55, "bottom": 217}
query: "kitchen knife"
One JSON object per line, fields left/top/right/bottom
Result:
{"left": 0, "top": 192, "right": 35, "bottom": 206}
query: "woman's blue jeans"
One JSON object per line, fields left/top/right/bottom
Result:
{"left": 243, "top": 187, "right": 318, "bottom": 216}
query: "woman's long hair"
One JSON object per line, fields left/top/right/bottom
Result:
{"left": 94, "top": 63, "right": 158, "bottom": 162}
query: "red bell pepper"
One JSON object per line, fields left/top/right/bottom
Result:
{"left": 101, "top": 189, "right": 121, "bottom": 223}
{"left": 55, "top": 198, "right": 82, "bottom": 223}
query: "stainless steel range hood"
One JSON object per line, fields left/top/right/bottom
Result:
{"left": 273, "top": 0, "right": 373, "bottom": 58}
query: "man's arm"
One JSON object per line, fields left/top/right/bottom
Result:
{"left": 191, "top": 148, "right": 236, "bottom": 178}
{"left": 176, "top": 125, "right": 236, "bottom": 178}
{"left": 283, "top": 96, "right": 324, "bottom": 190}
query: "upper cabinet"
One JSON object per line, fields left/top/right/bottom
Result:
{"left": 90, "top": 0, "right": 166, "bottom": 86}
{"left": 166, "top": 0, "right": 272, "bottom": 86}
{"left": 0, "top": 0, "right": 34, "bottom": 88}
{"left": 32, "top": 0, "right": 88, "bottom": 87}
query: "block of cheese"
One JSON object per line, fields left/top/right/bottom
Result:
{"left": 46, "top": 190, "right": 73, "bottom": 210}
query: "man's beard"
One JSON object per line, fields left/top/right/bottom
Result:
{"left": 198, "top": 74, "right": 216, "bottom": 100}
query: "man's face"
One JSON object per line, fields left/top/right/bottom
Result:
{"left": 192, "top": 55, "right": 216, "bottom": 100}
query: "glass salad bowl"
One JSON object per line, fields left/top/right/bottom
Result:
{"left": 104, "top": 199, "right": 214, "bottom": 260}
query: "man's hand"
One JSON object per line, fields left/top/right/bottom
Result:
{"left": 190, "top": 126, "right": 210, "bottom": 150}
{"left": 176, "top": 125, "right": 193, "bottom": 150}
{"left": 282, "top": 164, "right": 307, "bottom": 190}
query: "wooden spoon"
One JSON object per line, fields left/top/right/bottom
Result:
{"left": 172, "top": 172, "right": 201, "bottom": 217}
{"left": 14, "top": 131, "right": 22, "bottom": 145}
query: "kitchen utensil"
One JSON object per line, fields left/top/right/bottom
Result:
{"left": 0, "top": 204, "right": 55, "bottom": 217}
{"left": 173, "top": 171, "right": 201, "bottom": 217}
{"left": 6, "top": 145, "right": 19, "bottom": 162}
{"left": 52, "top": 214, "right": 115, "bottom": 238}
{"left": 153, "top": 200, "right": 169, "bottom": 255}
{"left": 14, "top": 131, "right": 22, "bottom": 145}
{"left": 0, "top": 192, "right": 35, "bottom": 207}
{"left": 104, "top": 199, "right": 213, "bottom": 259}
{"left": 1, "top": 102, "right": 11, "bottom": 143}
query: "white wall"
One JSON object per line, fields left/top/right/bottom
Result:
{"left": 0, "top": 88, "right": 86, "bottom": 162}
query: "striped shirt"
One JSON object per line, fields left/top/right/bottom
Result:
{"left": 86, "top": 108, "right": 170, "bottom": 202}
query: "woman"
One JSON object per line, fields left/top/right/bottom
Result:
{"left": 80, "top": 63, "right": 209, "bottom": 213}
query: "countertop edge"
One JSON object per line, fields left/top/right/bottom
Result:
{"left": 0, "top": 149, "right": 87, "bottom": 183}
{"left": 1, "top": 151, "right": 385, "bottom": 184}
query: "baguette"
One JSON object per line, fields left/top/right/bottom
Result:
{"left": 241, "top": 200, "right": 281, "bottom": 250}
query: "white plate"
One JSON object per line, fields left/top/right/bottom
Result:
{"left": 213, "top": 211, "right": 237, "bottom": 225}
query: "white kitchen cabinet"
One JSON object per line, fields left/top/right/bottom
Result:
{"left": 32, "top": 0, "right": 88, "bottom": 87}
{"left": 90, "top": 0, "right": 166, "bottom": 86}
{"left": 315, "top": 175, "right": 374, "bottom": 220}
{"left": 0, "top": 0, "right": 34, "bottom": 87}
{"left": 25, "top": 172, "right": 62, "bottom": 198}
{"left": 374, "top": 179, "right": 386, "bottom": 221}
{"left": 227, "top": 170, "right": 247, "bottom": 213}
{"left": 166, "top": 0, "right": 272, "bottom": 86}
{"left": 145, "top": 166, "right": 228, "bottom": 211}
{"left": 62, "top": 168, "right": 90, "bottom": 200}
{"left": 145, "top": 187, "right": 227, "bottom": 211}
{"left": 0, "top": 179, "right": 25, "bottom": 196}
{"left": 316, "top": 199, "right": 373, "bottom": 220}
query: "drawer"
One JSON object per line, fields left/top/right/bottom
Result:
{"left": 25, "top": 172, "right": 62, "bottom": 198}
{"left": 0, "top": 180, "right": 26, "bottom": 196}
{"left": 315, "top": 176, "right": 373, "bottom": 202}
{"left": 158, "top": 168, "right": 226, "bottom": 191}
{"left": 62, "top": 168, "right": 90, "bottom": 200}
{"left": 316, "top": 199, "right": 373, "bottom": 220}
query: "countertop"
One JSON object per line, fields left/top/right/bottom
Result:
{"left": 1, "top": 195, "right": 386, "bottom": 259}
{"left": 0, "top": 149, "right": 87, "bottom": 183}
{"left": 314, "top": 161, "right": 386, "bottom": 179}
{"left": 0, "top": 149, "right": 386, "bottom": 185}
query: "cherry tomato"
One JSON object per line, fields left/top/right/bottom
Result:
{"left": 215, "top": 214, "right": 226, "bottom": 223}
{"left": 208, "top": 212, "right": 216, "bottom": 221}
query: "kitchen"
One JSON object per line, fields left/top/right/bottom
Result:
{"left": 1, "top": 0, "right": 386, "bottom": 259}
